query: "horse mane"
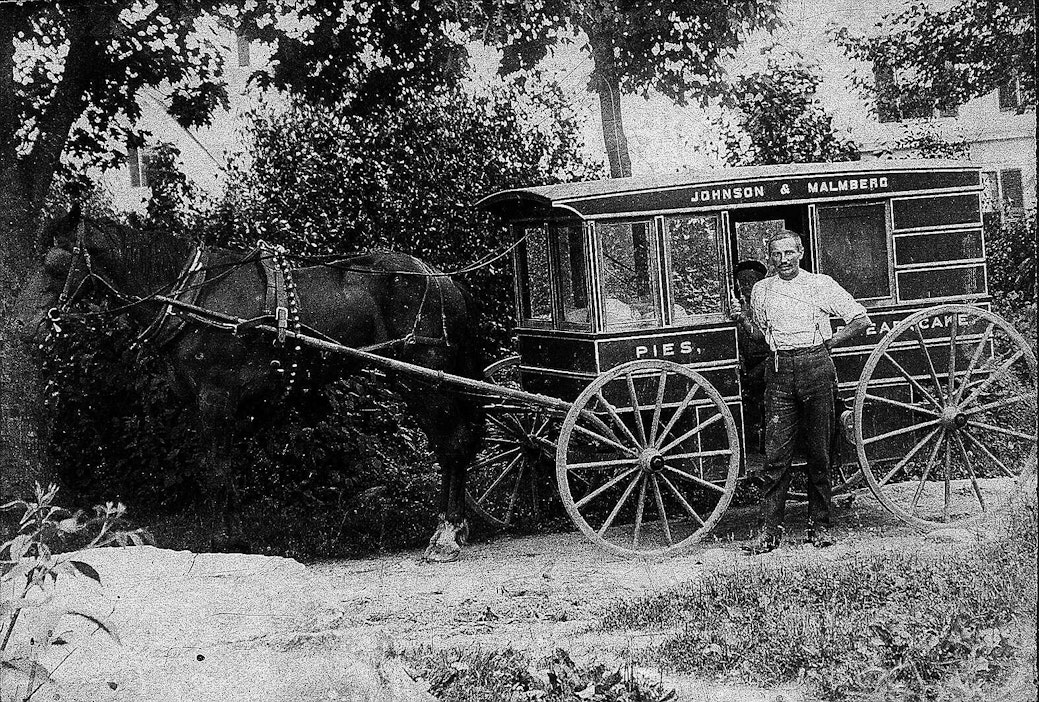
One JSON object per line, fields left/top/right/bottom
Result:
{"left": 86, "top": 216, "right": 195, "bottom": 289}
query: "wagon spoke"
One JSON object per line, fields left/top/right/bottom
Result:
{"left": 947, "top": 313, "right": 958, "bottom": 398}
{"left": 476, "top": 452, "right": 523, "bottom": 506}
{"left": 952, "top": 431, "right": 986, "bottom": 511}
{"left": 626, "top": 371, "right": 648, "bottom": 448}
{"left": 594, "top": 392, "right": 642, "bottom": 449}
{"left": 662, "top": 449, "right": 733, "bottom": 461}
{"left": 596, "top": 473, "right": 641, "bottom": 536}
{"left": 505, "top": 462, "right": 524, "bottom": 525}
{"left": 632, "top": 476, "right": 648, "bottom": 550}
{"left": 664, "top": 466, "right": 726, "bottom": 493}
{"left": 470, "top": 446, "right": 523, "bottom": 472}
{"left": 952, "top": 323, "right": 995, "bottom": 404}
{"left": 649, "top": 370, "right": 668, "bottom": 446}
{"left": 658, "top": 412, "right": 724, "bottom": 455}
{"left": 862, "top": 418, "right": 941, "bottom": 446}
{"left": 965, "top": 420, "right": 1037, "bottom": 443}
{"left": 576, "top": 409, "right": 627, "bottom": 450}
{"left": 879, "top": 427, "right": 940, "bottom": 487}
{"left": 882, "top": 352, "right": 942, "bottom": 410}
{"left": 572, "top": 421, "right": 636, "bottom": 455}
{"left": 863, "top": 393, "right": 939, "bottom": 417}
{"left": 959, "top": 349, "right": 1026, "bottom": 409}
{"left": 943, "top": 439, "right": 952, "bottom": 522}
{"left": 568, "top": 457, "right": 641, "bottom": 471}
{"left": 914, "top": 324, "right": 945, "bottom": 402}
{"left": 961, "top": 427, "right": 1018, "bottom": 479}
{"left": 654, "top": 385, "right": 700, "bottom": 448}
{"left": 910, "top": 428, "right": 946, "bottom": 515}
{"left": 962, "top": 391, "right": 1037, "bottom": 416}
{"left": 651, "top": 475, "right": 673, "bottom": 545}
{"left": 574, "top": 467, "right": 641, "bottom": 509}
{"left": 660, "top": 474, "right": 705, "bottom": 527}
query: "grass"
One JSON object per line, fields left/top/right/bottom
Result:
{"left": 597, "top": 500, "right": 1038, "bottom": 701}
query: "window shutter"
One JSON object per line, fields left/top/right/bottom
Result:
{"left": 128, "top": 146, "right": 141, "bottom": 187}
{"left": 999, "top": 169, "right": 1024, "bottom": 213}
{"left": 998, "top": 78, "right": 1019, "bottom": 110}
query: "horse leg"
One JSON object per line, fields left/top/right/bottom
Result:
{"left": 402, "top": 386, "right": 483, "bottom": 562}
{"left": 196, "top": 386, "right": 248, "bottom": 552}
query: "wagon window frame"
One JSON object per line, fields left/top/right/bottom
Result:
{"left": 590, "top": 217, "right": 663, "bottom": 331}
{"left": 660, "top": 212, "right": 729, "bottom": 326}
{"left": 514, "top": 223, "right": 554, "bottom": 329}
{"left": 814, "top": 199, "right": 895, "bottom": 306}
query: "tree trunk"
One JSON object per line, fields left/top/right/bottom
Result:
{"left": 0, "top": 167, "right": 52, "bottom": 500}
{"left": 587, "top": 35, "right": 632, "bottom": 179}
{"left": 596, "top": 76, "right": 633, "bottom": 179}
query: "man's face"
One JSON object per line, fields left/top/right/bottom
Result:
{"left": 768, "top": 236, "right": 803, "bottom": 280}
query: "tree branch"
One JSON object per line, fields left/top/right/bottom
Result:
{"left": 24, "top": 5, "right": 118, "bottom": 208}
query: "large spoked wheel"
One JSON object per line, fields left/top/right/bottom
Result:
{"left": 854, "top": 304, "right": 1037, "bottom": 528}
{"left": 556, "top": 359, "right": 740, "bottom": 557}
{"left": 466, "top": 357, "right": 559, "bottom": 530}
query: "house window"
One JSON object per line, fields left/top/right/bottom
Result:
{"left": 127, "top": 145, "right": 159, "bottom": 188}
{"left": 999, "top": 76, "right": 1023, "bottom": 111}
{"left": 981, "top": 168, "right": 1026, "bottom": 223}
{"left": 874, "top": 63, "right": 956, "bottom": 121}
{"left": 235, "top": 32, "right": 251, "bottom": 68}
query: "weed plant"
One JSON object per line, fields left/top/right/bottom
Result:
{"left": 411, "top": 647, "right": 676, "bottom": 702}
{"left": 599, "top": 502, "right": 1037, "bottom": 701}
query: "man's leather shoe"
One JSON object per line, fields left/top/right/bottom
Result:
{"left": 742, "top": 532, "right": 780, "bottom": 555}
{"left": 808, "top": 526, "right": 835, "bottom": 548}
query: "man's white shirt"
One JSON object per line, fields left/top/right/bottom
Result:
{"left": 749, "top": 270, "right": 867, "bottom": 351}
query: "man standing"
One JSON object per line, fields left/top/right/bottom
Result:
{"left": 743, "top": 230, "right": 871, "bottom": 554}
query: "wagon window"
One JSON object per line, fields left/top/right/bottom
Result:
{"left": 553, "top": 223, "right": 590, "bottom": 329}
{"left": 520, "top": 226, "right": 552, "bottom": 323}
{"left": 597, "top": 221, "right": 658, "bottom": 329}
{"left": 817, "top": 203, "right": 890, "bottom": 301}
{"left": 665, "top": 216, "right": 723, "bottom": 321}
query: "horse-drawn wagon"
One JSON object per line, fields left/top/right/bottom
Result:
{"left": 466, "top": 158, "right": 1036, "bottom": 556}
{"left": 41, "top": 158, "right": 1036, "bottom": 560}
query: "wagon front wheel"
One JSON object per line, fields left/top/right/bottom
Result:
{"left": 466, "top": 356, "right": 558, "bottom": 530}
{"left": 556, "top": 359, "right": 740, "bottom": 557}
{"left": 854, "top": 304, "right": 1037, "bottom": 528}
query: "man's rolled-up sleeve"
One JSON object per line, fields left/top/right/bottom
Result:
{"left": 821, "top": 275, "right": 867, "bottom": 323}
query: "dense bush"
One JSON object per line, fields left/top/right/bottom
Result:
{"left": 985, "top": 211, "right": 1037, "bottom": 348}
{"left": 44, "top": 80, "right": 602, "bottom": 558}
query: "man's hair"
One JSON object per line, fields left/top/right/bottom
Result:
{"left": 766, "top": 229, "right": 804, "bottom": 253}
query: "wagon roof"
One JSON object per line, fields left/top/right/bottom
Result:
{"left": 476, "top": 159, "right": 980, "bottom": 220}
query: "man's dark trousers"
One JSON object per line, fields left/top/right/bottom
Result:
{"left": 759, "top": 345, "right": 836, "bottom": 535}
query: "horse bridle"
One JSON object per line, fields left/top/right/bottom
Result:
{"left": 47, "top": 218, "right": 139, "bottom": 335}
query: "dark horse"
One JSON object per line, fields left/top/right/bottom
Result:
{"left": 32, "top": 205, "right": 484, "bottom": 561}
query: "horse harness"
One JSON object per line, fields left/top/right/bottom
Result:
{"left": 51, "top": 226, "right": 453, "bottom": 398}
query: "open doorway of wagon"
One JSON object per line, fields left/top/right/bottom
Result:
{"left": 728, "top": 204, "right": 813, "bottom": 274}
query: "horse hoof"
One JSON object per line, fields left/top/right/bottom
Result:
{"left": 423, "top": 543, "right": 461, "bottom": 563}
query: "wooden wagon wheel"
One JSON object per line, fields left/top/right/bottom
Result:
{"left": 853, "top": 304, "right": 1037, "bottom": 528}
{"left": 466, "top": 356, "right": 559, "bottom": 529}
{"left": 556, "top": 359, "right": 740, "bottom": 557}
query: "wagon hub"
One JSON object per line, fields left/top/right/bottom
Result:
{"left": 939, "top": 405, "right": 968, "bottom": 429}
{"left": 638, "top": 448, "right": 666, "bottom": 474}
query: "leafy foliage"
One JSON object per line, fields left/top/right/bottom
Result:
{"left": 986, "top": 210, "right": 1037, "bottom": 350}
{"left": 833, "top": 0, "right": 1036, "bottom": 117}
{"left": 721, "top": 49, "right": 860, "bottom": 166}
{"left": 1, "top": 484, "right": 149, "bottom": 700}
{"left": 213, "top": 79, "right": 602, "bottom": 359}
{"left": 414, "top": 647, "right": 677, "bottom": 702}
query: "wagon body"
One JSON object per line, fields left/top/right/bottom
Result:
{"left": 471, "top": 159, "right": 1035, "bottom": 554}
{"left": 479, "top": 160, "right": 990, "bottom": 467}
